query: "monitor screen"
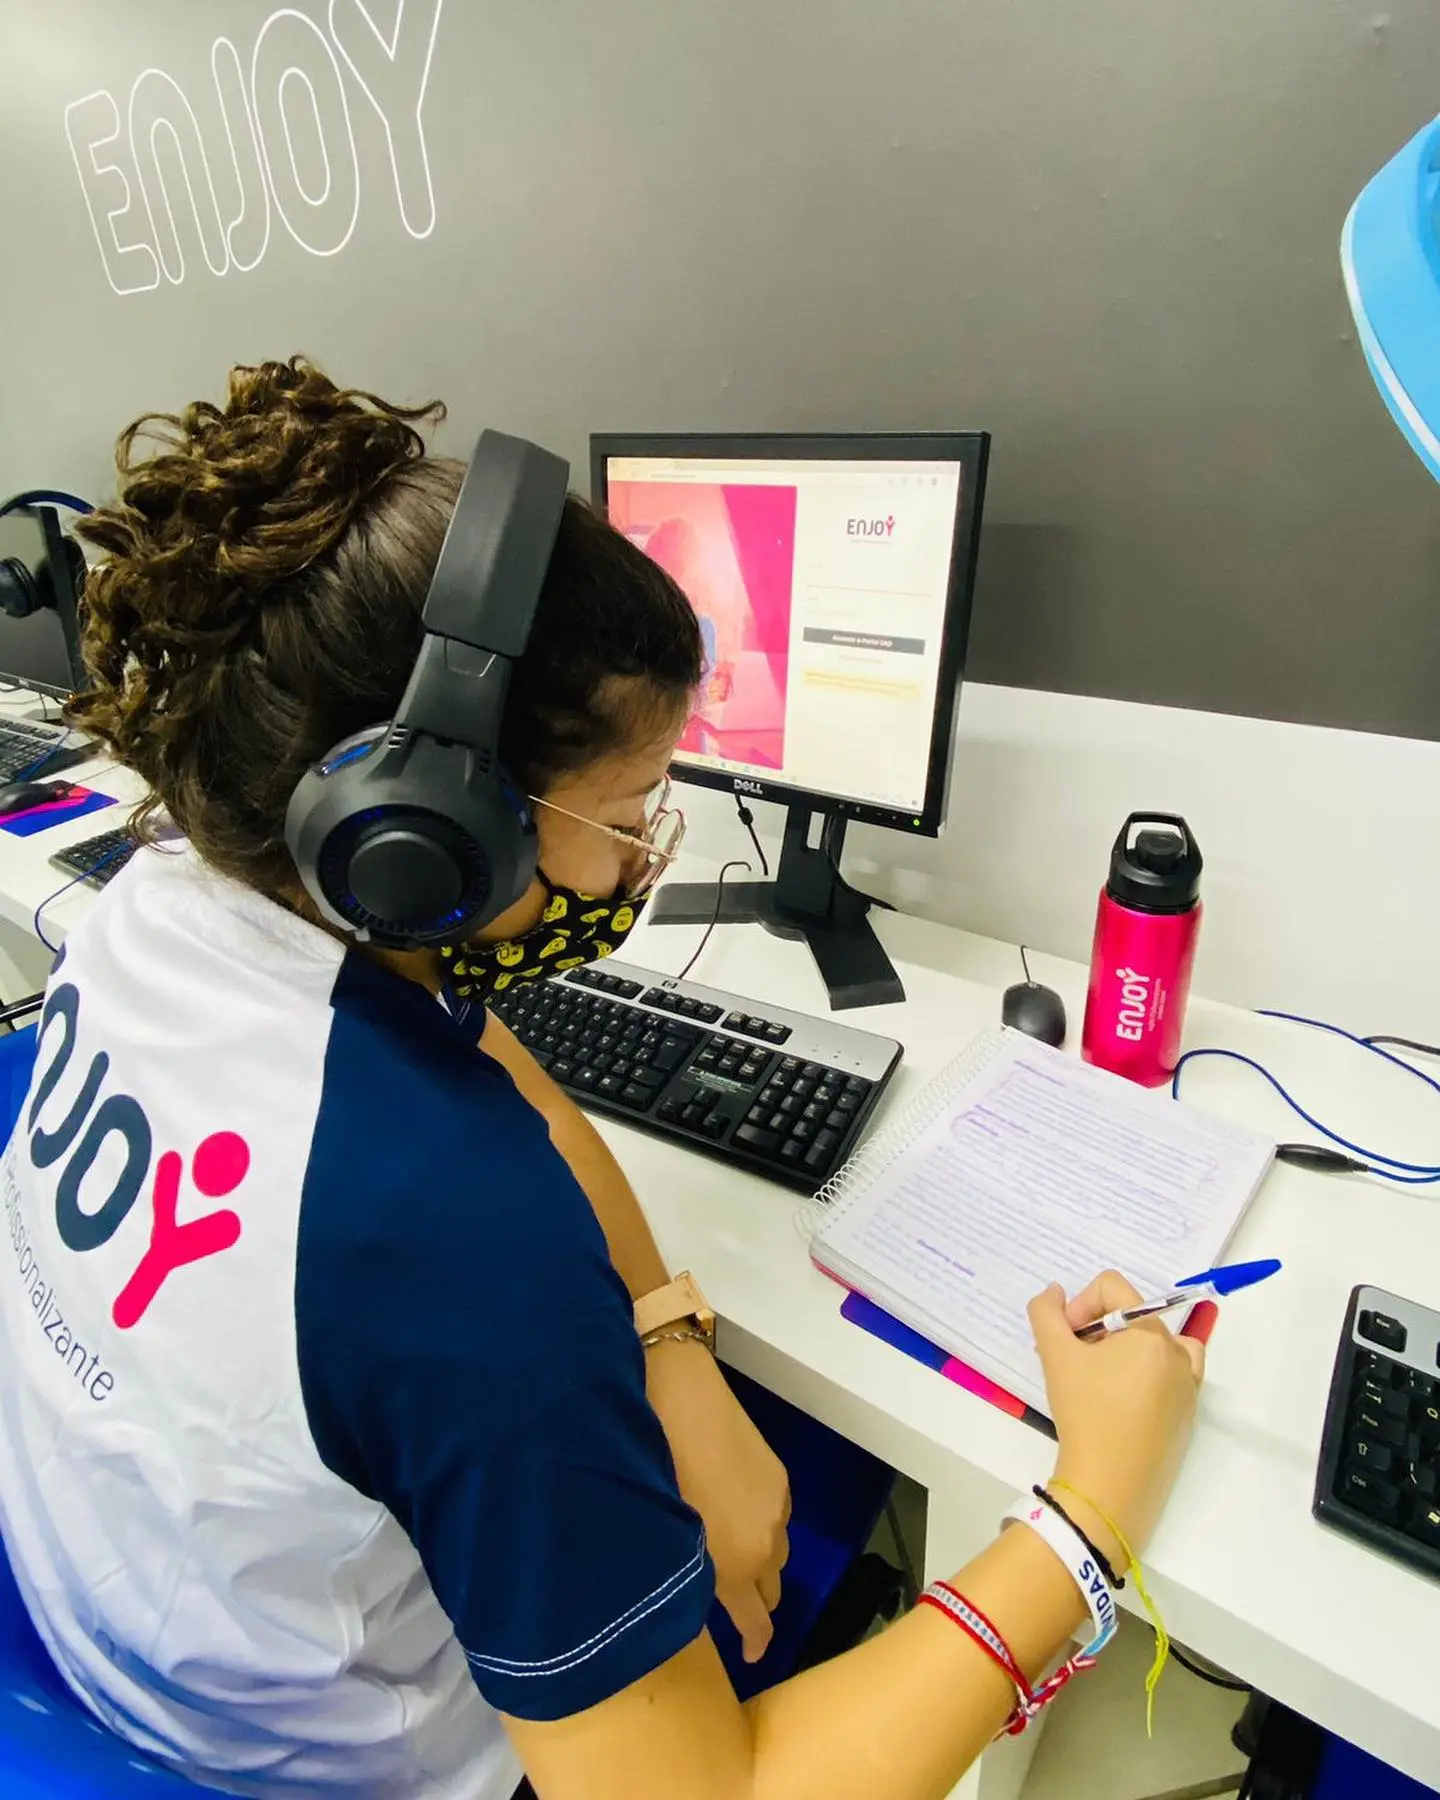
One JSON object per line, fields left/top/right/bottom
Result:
{"left": 594, "top": 436, "right": 986, "bottom": 833}
{"left": 0, "top": 507, "right": 84, "bottom": 696}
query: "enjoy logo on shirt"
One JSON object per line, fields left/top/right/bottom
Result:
{"left": 24, "top": 973, "right": 249, "bottom": 1331}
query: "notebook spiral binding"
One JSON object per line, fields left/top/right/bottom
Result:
{"left": 793, "top": 1029, "right": 1010, "bottom": 1242}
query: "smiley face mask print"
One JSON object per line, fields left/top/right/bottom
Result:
{"left": 439, "top": 874, "right": 648, "bottom": 1010}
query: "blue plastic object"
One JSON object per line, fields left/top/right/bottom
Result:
{"left": 1312, "top": 1734, "right": 1439, "bottom": 1799}
{"left": 709, "top": 1368, "right": 895, "bottom": 1701}
{"left": 1343, "top": 113, "right": 1440, "bottom": 482}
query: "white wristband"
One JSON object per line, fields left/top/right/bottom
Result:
{"left": 1004, "top": 1494, "right": 1118, "bottom": 1656}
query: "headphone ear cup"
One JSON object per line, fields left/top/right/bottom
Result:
{"left": 0, "top": 557, "right": 41, "bottom": 619}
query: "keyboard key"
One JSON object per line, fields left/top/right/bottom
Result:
{"left": 780, "top": 1057, "right": 801, "bottom": 1075}
{"left": 835, "top": 1092, "right": 860, "bottom": 1114}
{"left": 802, "top": 1101, "right": 825, "bottom": 1123}
{"left": 1408, "top": 1502, "right": 1440, "bottom": 1549}
{"left": 738, "top": 1059, "right": 766, "bottom": 1083}
{"left": 597, "top": 1074, "right": 624, "bottom": 1098}
{"left": 735, "top": 1123, "right": 780, "bottom": 1155}
{"left": 701, "top": 1111, "right": 728, "bottom": 1137}
{"left": 550, "top": 1060, "right": 574, "bottom": 1083}
{"left": 1338, "top": 1468, "right": 1400, "bottom": 1522}
{"left": 825, "top": 1108, "right": 848, "bottom": 1132}
{"left": 746, "top": 1104, "right": 768, "bottom": 1125}
{"left": 630, "top": 1067, "right": 666, "bottom": 1090}
{"left": 694, "top": 1003, "right": 723, "bottom": 1024}
{"left": 725, "top": 1012, "right": 747, "bottom": 1031}
{"left": 779, "top": 1094, "right": 802, "bottom": 1116}
{"left": 815, "top": 1084, "right": 840, "bottom": 1107}
{"left": 744, "top": 1016, "right": 766, "bottom": 1036}
{"left": 801, "top": 1063, "right": 820, "bottom": 1080}
{"left": 845, "top": 1076, "right": 870, "bottom": 1096}
{"left": 764, "top": 1022, "right": 791, "bottom": 1044}
{"left": 620, "top": 1083, "right": 652, "bottom": 1109}
{"left": 792, "top": 1120, "right": 815, "bottom": 1144}
{"left": 804, "top": 1141, "right": 832, "bottom": 1174}
{"left": 1359, "top": 1310, "right": 1408, "bottom": 1354}
{"left": 779, "top": 1137, "right": 804, "bottom": 1164}
{"left": 655, "top": 1037, "right": 694, "bottom": 1073}
{"left": 572, "top": 1066, "right": 598, "bottom": 1089}
{"left": 1351, "top": 1440, "right": 1395, "bottom": 1475}
{"left": 1405, "top": 1370, "right": 1439, "bottom": 1404}
{"left": 768, "top": 1111, "right": 787, "bottom": 1133}
{"left": 657, "top": 1097, "right": 681, "bottom": 1123}
{"left": 1403, "top": 1462, "right": 1439, "bottom": 1499}
{"left": 681, "top": 1102, "right": 706, "bottom": 1128}
{"left": 794, "top": 1078, "right": 816, "bottom": 1100}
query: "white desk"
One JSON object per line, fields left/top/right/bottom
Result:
{"left": 5, "top": 745, "right": 1440, "bottom": 1796}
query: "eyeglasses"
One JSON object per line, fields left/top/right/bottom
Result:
{"left": 527, "top": 777, "right": 687, "bottom": 898}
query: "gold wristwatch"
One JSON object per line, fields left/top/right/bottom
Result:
{"left": 634, "top": 1271, "right": 716, "bottom": 1352}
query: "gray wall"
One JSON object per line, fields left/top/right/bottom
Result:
{"left": 4, "top": 0, "right": 1439, "bottom": 738}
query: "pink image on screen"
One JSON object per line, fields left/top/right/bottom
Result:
{"left": 608, "top": 480, "right": 797, "bottom": 770}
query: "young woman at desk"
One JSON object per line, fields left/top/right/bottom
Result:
{"left": 0, "top": 359, "right": 1206, "bottom": 1800}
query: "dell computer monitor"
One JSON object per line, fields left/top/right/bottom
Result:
{"left": 591, "top": 433, "right": 989, "bottom": 1009}
{"left": 592, "top": 433, "right": 987, "bottom": 837}
{"left": 0, "top": 504, "right": 85, "bottom": 699}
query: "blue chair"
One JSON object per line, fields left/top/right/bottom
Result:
{"left": 0, "top": 1015, "right": 197, "bottom": 1795}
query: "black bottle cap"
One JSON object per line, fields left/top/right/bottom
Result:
{"left": 1106, "top": 814, "right": 1202, "bottom": 914}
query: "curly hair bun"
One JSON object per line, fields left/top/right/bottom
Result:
{"left": 76, "top": 357, "right": 442, "bottom": 660}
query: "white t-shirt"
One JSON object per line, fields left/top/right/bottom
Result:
{"left": 0, "top": 845, "right": 711, "bottom": 1796}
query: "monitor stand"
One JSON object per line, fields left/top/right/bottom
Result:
{"left": 647, "top": 805, "right": 905, "bottom": 1012}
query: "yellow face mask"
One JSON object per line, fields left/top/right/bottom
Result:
{"left": 439, "top": 873, "right": 650, "bottom": 1013}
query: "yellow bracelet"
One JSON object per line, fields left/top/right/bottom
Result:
{"left": 1050, "top": 1480, "right": 1170, "bottom": 1736}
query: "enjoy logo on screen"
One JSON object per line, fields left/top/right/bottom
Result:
{"left": 845, "top": 514, "right": 896, "bottom": 539}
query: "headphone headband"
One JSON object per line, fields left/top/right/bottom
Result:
{"left": 0, "top": 490, "right": 94, "bottom": 520}
{"left": 422, "top": 432, "right": 569, "bottom": 654}
{"left": 285, "top": 427, "right": 571, "bottom": 949}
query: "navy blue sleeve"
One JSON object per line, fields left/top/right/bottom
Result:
{"left": 295, "top": 955, "right": 713, "bottom": 1720}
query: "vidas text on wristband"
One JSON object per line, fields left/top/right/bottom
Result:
{"left": 1004, "top": 1494, "right": 1117, "bottom": 1656}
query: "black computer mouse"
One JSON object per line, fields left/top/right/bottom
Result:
{"left": 1002, "top": 981, "right": 1067, "bottom": 1047}
{"left": 0, "top": 778, "right": 67, "bottom": 817}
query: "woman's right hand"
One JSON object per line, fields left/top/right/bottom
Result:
{"left": 1030, "top": 1271, "right": 1206, "bottom": 1569}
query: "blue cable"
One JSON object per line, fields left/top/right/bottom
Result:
{"left": 1172, "top": 1018, "right": 1440, "bottom": 1183}
{"left": 33, "top": 841, "right": 132, "bottom": 955}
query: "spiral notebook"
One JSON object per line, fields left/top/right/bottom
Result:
{"left": 809, "top": 1030, "right": 1274, "bottom": 1414}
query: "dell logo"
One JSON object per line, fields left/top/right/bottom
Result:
{"left": 732, "top": 777, "right": 763, "bottom": 796}
{"left": 846, "top": 515, "right": 895, "bottom": 538}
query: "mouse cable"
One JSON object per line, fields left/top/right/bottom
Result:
{"left": 1365, "top": 1033, "right": 1440, "bottom": 1059}
{"left": 1173, "top": 1009, "right": 1440, "bottom": 1183}
{"left": 1019, "top": 944, "right": 1035, "bottom": 985}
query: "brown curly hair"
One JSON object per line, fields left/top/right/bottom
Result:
{"left": 69, "top": 357, "right": 701, "bottom": 899}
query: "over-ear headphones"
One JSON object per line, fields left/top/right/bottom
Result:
{"left": 0, "top": 490, "right": 92, "bottom": 622}
{"left": 285, "top": 430, "right": 570, "bottom": 951}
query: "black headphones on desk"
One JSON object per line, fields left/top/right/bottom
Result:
{"left": 0, "top": 490, "right": 92, "bottom": 621}
{"left": 285, "top": 429, "right": 570, "bottom": 952}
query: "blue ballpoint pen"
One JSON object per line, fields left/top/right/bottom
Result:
{"left": 1076, "top": 1257, "right": 1282, "bottom": 1340}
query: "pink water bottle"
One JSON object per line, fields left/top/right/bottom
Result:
{"left": 1082, "top": 814, "right": 1203, "bottom": 1087}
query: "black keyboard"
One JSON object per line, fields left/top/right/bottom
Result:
{"left": 1314, "top": 1285, "right": 1440, "bottom": 1577}
{"left": 51, "top": 827, "right": 136, "bottom": 888}
{"left": 0, "top": 720, "right": 87, "bottom": 783}
{"left": 489, "top": 958, "right": 902, "bottom": 1192}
